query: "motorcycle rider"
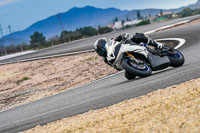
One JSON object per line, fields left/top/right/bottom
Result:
{"left": 94, "top": 33, "right": 163, "bottom": 68}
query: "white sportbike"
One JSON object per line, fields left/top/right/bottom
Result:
{"left": 107, "top": 38, "right": 185, "bottom": 80}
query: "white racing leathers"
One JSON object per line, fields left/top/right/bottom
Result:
{"left": 105, "top": 39, "right": 148, "bottom": 70}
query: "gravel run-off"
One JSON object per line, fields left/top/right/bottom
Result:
{"left": 0, "top": 52, "right": 117, "bottom": 111}
{"left": 24, "top": 78, "right": 200, "bottom": 133}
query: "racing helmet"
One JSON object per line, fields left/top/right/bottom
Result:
{"left": 94, "top": 38, "right": 107, "bottom": 57}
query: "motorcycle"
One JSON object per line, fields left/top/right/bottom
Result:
{"left": 109, "top": 39, "right": 185, "bottom": 80}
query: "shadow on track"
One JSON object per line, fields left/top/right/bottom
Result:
{"left": 106, "top": 67, "right": 177, "bottom": 88}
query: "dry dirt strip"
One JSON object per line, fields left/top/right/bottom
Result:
{"left": 24, "top": 78, "right": 200, "bottom": 133}
{"left": 0, "top": 52, "right": 117, "bottom": 111}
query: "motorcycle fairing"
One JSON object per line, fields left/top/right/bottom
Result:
{"left": 113, "top": 44, "right": 148, "bottom": 70}
{"left": 147, "top": 52, "right": 170, "bottom": 71}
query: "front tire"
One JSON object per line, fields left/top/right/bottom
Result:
{"left": 168, "top": 50, "right": 185, "bottom": 67}
{"left": 125, "top": 71, "right": 136, "bottom": 80}
{"left": 121, "top": 58, "right": 152, "bottom": 77}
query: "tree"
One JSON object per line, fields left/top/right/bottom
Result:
{"left": 137, "top": 10, "right": 142, "bottom": 20}
{"left": 114, "top": 17, "right": 119, "bottom": 22}
{"left": 48, "top": 35, "right": 60, "bottom": 46}
{"left": 194, "top": 8, "right": 199, "bottom": 15}
{"left": 71, "top": 31, "right": 82, "bottom": 40}
{"left": 179, "top": 8, "right": 193, "bottom": 17}
{"left": 77, "top": 26, "right": 98, "bottom": 37}
{"left": 0, "top": 46, "right": 4, "bottom": 56}
{"left": 98, "top": 26, "right": 113, "bottom": 34}
{"left": 20, "top": 43, "right": 29, "bottom": 51}
{"left": 126, "top": 17, "right": 131, "bottom": 21}
{"left": 135, "top": 20, "right": 150, "bottom": 26}
{"left": 60, "top": 31, "right": 73, "bottom": 42}
{"left": 3, "top": 43, "right": 28, "bottom": 55}
{"left": 160, "top": 10, "right": 163, "bottom": 16}
{"left": 5, "top": 45, "right": 19, "bottom": 54}
{"left": 193, "top": 8, "right": 200, "bottom": 15}
{"left": 113, "top": 17, "right": 119, "bottom": 24}
{"left": 149, "top": 13, "right": 152, "bottom": 17}
{"left": 30, "top": 32, "right": 46, "bottom": 49}
{"left": 0, "top": 46, "right": 7, "bottom": 56}
{"left": 122, "top": 20, "right": 125, "bottom": 26}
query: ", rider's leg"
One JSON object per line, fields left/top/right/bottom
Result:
{"left": 131, "top": 33, "right": 161, "bottom": 48}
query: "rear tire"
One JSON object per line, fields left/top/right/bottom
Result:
{"left": 121, "top": 58, "right": 152, "bottom": 77}
{"left": 168, "top": 50, "right": 185, "bottom": 67}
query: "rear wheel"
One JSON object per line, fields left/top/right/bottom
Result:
{"left": 121, "top": 57, "right": 152, "bottom": 77}
{"left": 168, "top": 50, "right": 185, "bottom": 67}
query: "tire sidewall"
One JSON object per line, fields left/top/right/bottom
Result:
{"left": 168, "top": 50, "right": 185, "bottom": 67}
{"left": 125, "top": 71, "right": 136, "bottom": 80}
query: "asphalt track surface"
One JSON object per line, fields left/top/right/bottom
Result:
{"left": 0, "top": 15, "right": 200, "bottom": 64}
{"left": 1, "top": 18, "right": 200, "bottom": 133}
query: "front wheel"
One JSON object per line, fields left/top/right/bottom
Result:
{"left": 168, "top": 50, "right": 185, "bottom": 67}
{"left": 121, "top": 57, "right": 152, "bottom": 77}
{"left": 125, "top": 71, "right": 136, "bottom": 80}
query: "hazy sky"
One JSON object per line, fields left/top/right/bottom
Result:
{"left": 0, "top": 0, "right": 198, "bottom": 35}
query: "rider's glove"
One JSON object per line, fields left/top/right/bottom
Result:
{"left": 115, "top": 33, "right": 130, "bottom": 42}
{"left": 156, "top": 42, "right": 164, "bottom": 49}
{"left": 121, "top": 33, "right": 130, "bottom": 40}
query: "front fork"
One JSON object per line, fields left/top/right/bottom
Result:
{"left": 126, "top": 52, "right": 143, "bottom": 64}
{"left": 126, "top": 52, "right": 135, "bottom": 59}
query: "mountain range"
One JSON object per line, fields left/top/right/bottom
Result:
{"left": 1, "top": 0, "right": 200, "bottom": 46}
{"left": 181, "top": 0, "right": 200, "bottom": 9}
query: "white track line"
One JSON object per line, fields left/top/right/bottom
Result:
{"left": 144, "top": 20, "right": 191, "bottom": 35}
{"left": 0, "top": 51, "right": 35, "bottom": 61}
{"left": 155, "top": 38, "right": 186, "bottom": 49}
{"left": 0, "top": 50, "right": 94, "bottom": 65}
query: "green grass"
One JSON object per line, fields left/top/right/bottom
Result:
{"left": 86, "top": 56, "right": 97, "bottom": 61}
{"left": 16, "top": 76, "right": 30, "bottom": 85}
{"left": 81, "top": 56, "right": 98, "bottom": 64}
{"left": 22, "top": 76, "right": 30, "bottom": 81}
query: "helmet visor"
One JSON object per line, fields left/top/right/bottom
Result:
{"left": 96, "top": 44, "right": 106, "bottom": 57}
